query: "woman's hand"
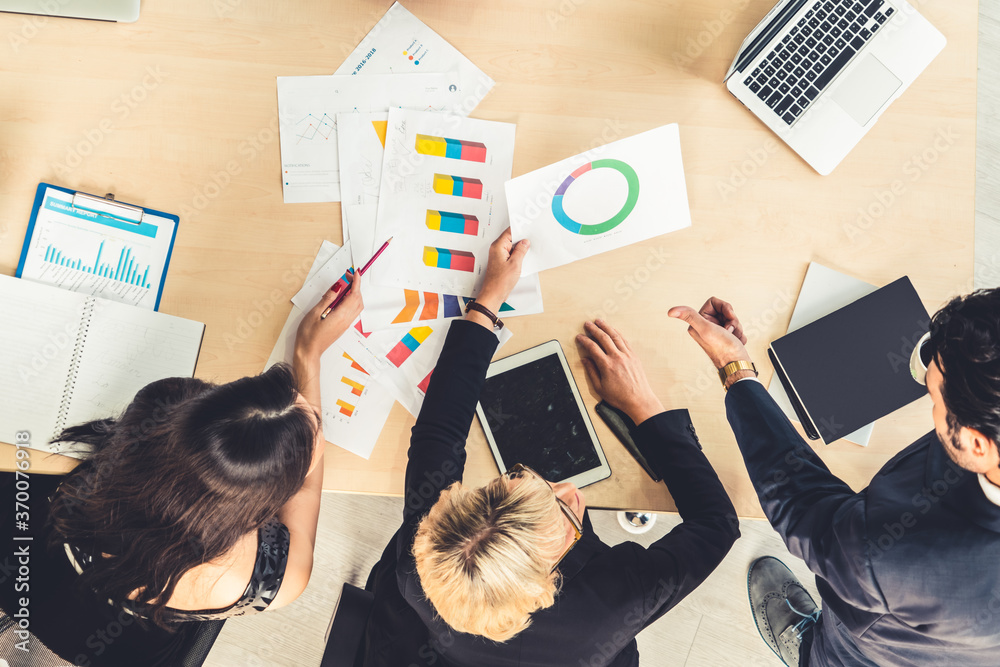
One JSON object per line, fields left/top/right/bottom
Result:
{"left": 575, "top": 320, "right": 664, "bottom": 425}
{"left": 476, "top": 228, "right": 529, "bottom": 312}
{"left": 295, "top": 274, "right": 364, "bottom": 366}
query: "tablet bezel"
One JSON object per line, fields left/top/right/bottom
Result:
{"left": 475, "top": 339, "right": 611, "bottom": 488}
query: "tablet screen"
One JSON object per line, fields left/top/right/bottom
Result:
{"left": 478, "top": 352, "right": 602, "bottom": 482}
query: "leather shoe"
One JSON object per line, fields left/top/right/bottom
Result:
{"left": 747, "top": 556, "right": 820, "bottom": 666}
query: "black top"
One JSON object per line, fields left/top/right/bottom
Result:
{"left": 363, "top": 320, "right": 739, "bottom": 667}
{"left": 726, "top": 379, "right": 1000, "bottom": 667}
{"left": 66, "top": 518, "right": 290, "bottom": 621}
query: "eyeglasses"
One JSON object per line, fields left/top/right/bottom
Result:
{"left": 503, "top": 463, "right": 584, "bottom": 573}
{"left": 910, "top": 331, "right": 935, "bottom": 386}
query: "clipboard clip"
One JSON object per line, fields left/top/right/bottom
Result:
{"left": 71, "top": 191, "right": 146, "bottom": 225}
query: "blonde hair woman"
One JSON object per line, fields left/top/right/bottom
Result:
{"left": 363, "top": 229, "right": 739, "bottom": 667}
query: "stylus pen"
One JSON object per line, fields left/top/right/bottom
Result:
{"left": 320, "top": 237, "right": 393, "bottom": 320}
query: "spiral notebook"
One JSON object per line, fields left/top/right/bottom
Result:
{"left": 0, "top": 275, "right": 204, "bottom": 457}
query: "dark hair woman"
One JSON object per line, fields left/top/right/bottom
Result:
{"left": 9, "top": 281, "right": 362, "bottom": 663}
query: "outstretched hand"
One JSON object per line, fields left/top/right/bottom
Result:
{"left": 575, "top": 320, "right": 664, "bottom": 425}
{"left": 667, "top": 297, "right": 751, "bottom": 370}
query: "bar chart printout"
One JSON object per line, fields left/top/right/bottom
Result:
{"left": 423, "top": 247, "right": 475, "bottom": 273}
{"left": 433, "top": 174, "right": 483, "bottom": 199}
{"left": 42, "top": 242, "right": 152, "bottom": 288}
{"left": 386, "top": 326, "right": 433, "bottom": 367}
{"left": 426, "top": 210, "right": 479, "bottom": 236}
{"left": 17, "top": 186, "right": 175, "bottom": 310}
{"left": 415, "top": 134, "right": 487, "bottom": 162}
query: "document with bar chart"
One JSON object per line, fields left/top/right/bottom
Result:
{"left": 345, "top": 204, "right": 543, "bottom": 331}
{"left": 277, "top": 72, "right": 464, "bottom": 204}
{"left": 338, "top": 316, "right": 512, "bottom": 417}
{"left": 506, "top": 124, "right": 692, "bottom": 276}
{"left": 15, "top": 184, "right": 177, "bottom": 310}
{"left": 370, "top": 108, "right": 517, "bottom": 295}
{"left": 266, "top": 242, "right": 396, "bottom": 460}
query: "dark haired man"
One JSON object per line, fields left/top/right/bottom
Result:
{"left": 669, "top": 292, "right": 1000, "bottom": 667}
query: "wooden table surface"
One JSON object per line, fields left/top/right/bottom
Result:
{"left": 0, "top": 0, "right": 977, "bottom": 517}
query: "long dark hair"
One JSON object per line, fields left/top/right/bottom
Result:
{"left": 47, "top": 363, "right": 318, "bottom": 628}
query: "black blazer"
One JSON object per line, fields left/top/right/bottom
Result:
{"left": 363, "top": 320, "right": 739, "bottom": 667}
{"left": 726, "top": 379, "right": 1000, "bottom": 667}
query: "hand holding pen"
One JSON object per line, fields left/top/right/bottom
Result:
{"left": 320, "top": 237, "right": 393, "bottom": 320}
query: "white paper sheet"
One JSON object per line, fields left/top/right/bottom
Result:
{"left": 337, "top": 315, "right": 511, "bottom": 417}
{"left": 369, "top": 108, "right": 517, "bottom": 295}
{"left": 19, "top": 186, "right": 176, "bottom": 310}
{"left": 267, "top": 242, "right": 396, "bottom": 460}
{"left": 338, "top": 112, "right": 389, "bottom": 244}
{"left": 335, "top": 1, "right": 495, "bottom": 113}
{"left": 507, "top": 124, "right": 692, "bottom": 276}
{"left": 277, "top": 72, "right": 462, "bottom": 204}
{"left": 768, "top": 262, "right": 879, "bottom": 447}
{"left": 291, "top": 243, "right": 356, "bottom": 311}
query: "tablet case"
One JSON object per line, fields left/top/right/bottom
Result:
{"left": 595, "top": 401, "right": 661, "bottom": 482}
{"left": 768, "top": 276, "right": 929, "bottom": 444}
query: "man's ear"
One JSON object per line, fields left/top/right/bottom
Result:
{"left": 967, "top": 427, "right": 1000, "bottom": 466}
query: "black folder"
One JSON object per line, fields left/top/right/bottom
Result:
{"left": 769, "top": 276, "right": 930, "bottom": 444}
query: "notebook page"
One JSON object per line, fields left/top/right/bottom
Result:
{"left": 0, "top": 275, "right": 87, "bottom": 450}
{"left": 60, "top": 297, "right": 204, "bottom": 454}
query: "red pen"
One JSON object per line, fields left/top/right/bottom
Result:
{"left": 320, "top": 237, "right": 393, "bottom": 320}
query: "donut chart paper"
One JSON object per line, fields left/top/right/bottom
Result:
{"left": 507, "top": 124, "right": 692, "bottom": 275}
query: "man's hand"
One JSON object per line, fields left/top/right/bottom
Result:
{"left": 668, "top": 297, "right": 752, "bottom": 370}
{"left": 575, "top": 319, "right": 664, "bottom": 425}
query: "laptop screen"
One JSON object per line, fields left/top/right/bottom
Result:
{"left": 731, "top": 0, "right": 810, "bottom": 75}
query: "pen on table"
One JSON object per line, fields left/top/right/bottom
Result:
{"left": 320, "top": 237, "right": 393, "bottom": 320}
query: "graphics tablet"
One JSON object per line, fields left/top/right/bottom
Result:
{"left": 475, "top": 340, "right": 611, "bottom": 488}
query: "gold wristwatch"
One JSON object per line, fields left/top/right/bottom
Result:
{"left": 719, "top": 360, "right": 757, "bottom": 388}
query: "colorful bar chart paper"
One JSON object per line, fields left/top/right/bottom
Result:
{"left": 420, "top": 293, "right": 439, "bottom": 320}
{"left": 443, "top": 294, "right": 463, "bottom": 318}
{"left": 415, "top": 134, "right": 487, "bottom": 162}
{"left": 343, "top": 352, "right": 368, "bottom": 374}
{"left": 422, "top": 247, "right": 476, "bottom": 273}
{"left": 418, "top": 370, "right": 434, "bottom": 394}
{"left": 336, "top": 399, "right": 355, "bottom": 417}
{"left": 341, "top": 377, "right": 365, "bottom": 397}
{"left": 432, "top": 174, "right": 483, "bottom": 199}
{"left": 386, "top": 326, "right": 433, "bottom": 367}
{"left": 392, "top": 290, "right": 421, "bottom": 324}
{"left": 426, "top": 210, "right": 479, "bottom": 236}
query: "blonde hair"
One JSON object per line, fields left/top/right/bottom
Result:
{"left": 412, "top": 475, "right": 567, "bottom": 642}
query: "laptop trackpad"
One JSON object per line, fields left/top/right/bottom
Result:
{"left": 830, "top": 55, "right": 902, "bottom": 126}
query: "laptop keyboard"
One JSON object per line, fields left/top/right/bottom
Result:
{"left": 743, "top": 0, "right": 895, "bottom": 126}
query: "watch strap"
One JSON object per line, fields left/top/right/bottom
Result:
{"left": 465, "top": 299, "right": 504, "bottom": 330}
{"left": 719, "top": 360, "right": 757, "bottom": 387}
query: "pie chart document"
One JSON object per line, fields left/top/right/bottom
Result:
{"left": 506, "top": 124, "right": 691, "bottom": 276}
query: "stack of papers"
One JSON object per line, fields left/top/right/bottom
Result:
{"left": 270, "top": 4, "right": 695, "bottom": 460}
{"left": 270, "top": 3, "right": 530, "bottom": 460}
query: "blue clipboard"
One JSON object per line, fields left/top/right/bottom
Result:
{"left": 15, "top": 183, "right": 180, "bottom": 311}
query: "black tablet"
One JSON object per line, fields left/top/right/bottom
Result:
{"left": 475, "top": 340, "right": 611, "bottom": 487}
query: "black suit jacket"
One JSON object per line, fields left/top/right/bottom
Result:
{"left": 364, "top": 320, "right": 739, "bottom": 667}
{"left": 726, "top": 379, "right": 1000, "bottom": 667}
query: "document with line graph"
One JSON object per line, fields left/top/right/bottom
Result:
{"left": 276, "top": 72, "right": 463, "bottom": 203}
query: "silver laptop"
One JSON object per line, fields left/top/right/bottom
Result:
{"left": 0, "top": 0, "right": 139, "bottom": 22}
{"left": 724, "top": 0, "right": 945, "bottom": 175}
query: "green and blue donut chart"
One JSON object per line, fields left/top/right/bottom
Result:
{"left": 551, "top": 158, "right": 640, "bottom": 235}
